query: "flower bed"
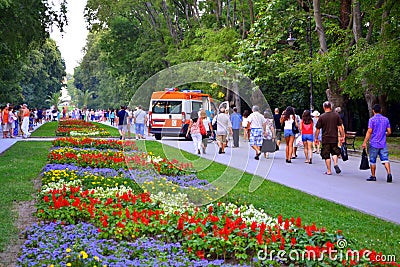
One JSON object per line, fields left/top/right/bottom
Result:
{"left": 53, "top": 137, "right": 137, "bottom": 151}
{"left": 56, "top": 120, "right": 110, "bottom": 137}
{"left": 16, "top": 137, "right": 399, "bottom": 266}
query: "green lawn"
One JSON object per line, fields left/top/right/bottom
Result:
{"left": 1, "top": 139, "right": 399, "bottom": 260}
{"left": 0, "top": 142, "right": 52, "bottom": 252}
{"left": 30, "top": 121, "right": 58, "bottom": 137}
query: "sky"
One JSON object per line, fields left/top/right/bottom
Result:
{"left": 50, "top": 0, "right": 88, "bottom": 74}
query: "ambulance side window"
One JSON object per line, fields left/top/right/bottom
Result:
{"left": 192, "top": 101, "right": 202, "bottom": 112}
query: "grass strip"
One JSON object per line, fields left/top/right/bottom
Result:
{"left": 0, "top": 141, "right": 52, "bottom": 252}
{"left": 30, "top": 121, "right": 58, "bottom": 137}
{"left": 143, "top": 140, "right": 400, "bottom": 257}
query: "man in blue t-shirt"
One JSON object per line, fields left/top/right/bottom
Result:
{"left": 230, "top": 107, "right": 242, "bottom": 148}
{"left": 117, "top": 105, "right": 128, "bottom": 140}
{"left": 362, "top": 104, "right": 392, "bottom": 183}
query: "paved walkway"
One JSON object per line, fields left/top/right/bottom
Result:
{"left": 1, "top": 124, "right": 399, "bottom": 224}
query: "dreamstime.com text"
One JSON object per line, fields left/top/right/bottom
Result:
{"left": 257, "top": 240, "right": 396, "bottom": 263}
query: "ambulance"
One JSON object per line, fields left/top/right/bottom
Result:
{"left": 148, "top": 88, "right": 214, "bottom": 140}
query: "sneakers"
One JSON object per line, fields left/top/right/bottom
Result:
{"left": 366, "top": 174, "right": 392, "bottom": 182}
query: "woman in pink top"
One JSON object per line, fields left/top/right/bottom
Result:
{"left": 186, "top": 111, "right": 203, "bottom": 155}
{"left": 301, "top": 110, "right": 314, "bottom": 164}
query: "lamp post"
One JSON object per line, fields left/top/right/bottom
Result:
{"left": 287, "top": 16, "right": 313, "bottom": 112}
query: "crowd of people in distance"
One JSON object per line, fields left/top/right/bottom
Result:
{"left": 0, "top": 103, "right": 51, "bottom": 139}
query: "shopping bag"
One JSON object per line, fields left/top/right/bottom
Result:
{"left": 359, "top": 148, "right": 370, "bottom": 170}
{"left": 261, "top": 139, "right": 276, "bottom": 153}
{"left": 340, "top": 142, "right": 348, "bottom": 161}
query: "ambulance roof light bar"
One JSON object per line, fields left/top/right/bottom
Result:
{"left": 164, "top": 87, "right": 179, "bottom": 91}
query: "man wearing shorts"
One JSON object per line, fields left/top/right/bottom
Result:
{"left": 315, "top": 101, "right": 345, "bottom": 175}
{"left": 134, "top": 105, "right": 147, "bottom": 139}
{"left": 362, "top": 104, "right": 392, "bottom": 182}
{"left": 212, "top": 107, "right": 232, "bottom": 154}
{"left": 247, "top": 105, "right": 265, "bottom": 160}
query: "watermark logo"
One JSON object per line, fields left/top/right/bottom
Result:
{"left": 126, "top": 61, "right": 275, "bottom": 205}
{"left": 256, "top": 239, "right": 396, "bottom": 264}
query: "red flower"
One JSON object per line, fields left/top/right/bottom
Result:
{"left": 295, "top": 217, "right": 302, "bottom": 227}
{"left": 291, "top": 237, "right": 296, "bottom": 246}
{"left": 196, "top": 250, "right": 205, "bottom": 259}
{"left": 278, "top": 215, "right": 283, "bottom": 224}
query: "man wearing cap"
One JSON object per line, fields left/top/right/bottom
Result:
{"left": 21, "top": 104, "right": 30, "bottom": 138}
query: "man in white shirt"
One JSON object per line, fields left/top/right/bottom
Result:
{"left": 134, "top": 105, "right": 147, "bottom": 139}
{"left": 212, "top": 107, "right": 232, "bottom": 154}
{"left": 247, "top": 105, "right": 265, "bottom": 160}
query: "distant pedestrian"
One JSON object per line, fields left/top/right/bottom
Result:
{"left": 362, "top": 104, "right": 392, "bottom": 183}
{"left": 212, "top": 107, "right": 232, "bottom": 154}
{"left": 301, "top": 110, "right": 314, "bottom": 164}
{"left": 186, "top": 111, "right": 203, "bottom": 155}
{"left": 315, "top": 101, "right": 345, "bottom": 175}
{"left": 247, "top": 105, "right": 265, "bottom": 160}
{"left": 134, "top": 105, "right": 147, "bottom": 139}
{"left": 280, "top": 106, "right": 298, "bottom": 163}
{"left": 262, "top": 110, "right": 275, "bottom": 159}
{"left": 21, "top": 104, "right": 30, "bottom": 138}
{"left": 292, "top": 108, "right": 301, "bottom": 159}
{"left": 200, "top": 110, "right": 212, "bottom": 154}
{"left": 311, "top": 110, "right": 321, "bottom": 153}
{"left": 110, "top": 109, "right": 115, "bottom": 125}
{"left": 230, "top": 107, "right": 242, "bottom": 148}
{"left": 242, "top": 110, "right": 250, "bottom": 142}
{"left": 117, "top": 106, "right": 128, "bottom": 140}
{"left": 273, "top": 108, "right": 282, "bottom": 149}
{"left": 1, "top": 105, "right": 10, "bottom": 138}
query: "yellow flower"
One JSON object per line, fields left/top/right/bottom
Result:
{"left": 66, "top": 263, "right": 72, "bottom": 267}
{"left": 80, "top": 250, "right": 88, "bottom": 259}
{"left": 94, "top": 255, "right": 100, "bottom": 261}
{"left": 66, "top": 248, "right": 71, "bottom": 253}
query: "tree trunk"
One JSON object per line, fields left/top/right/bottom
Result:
{"left": 232, "top": 0, "right": 237, "bottom": 27}
{"left": 248, "top": 0, "right": 254, "bottom": 25}
{"left": 340, "top": 0, "right": 351, "bottom": 29}
{"left": 161, "top": 0, "right": 179, "bottom": 45}
{"left": 313, "top": 0, "right": 328, "bottom": 54}
{"left": 227, "top": 0, "right": 231, "bottom": 27}
{"left": 352, "top": 0, "right": 362, "bottom": 44}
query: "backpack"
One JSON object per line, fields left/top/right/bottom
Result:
{"left": 199, "top": 119, "right": 207, "bottom": 135}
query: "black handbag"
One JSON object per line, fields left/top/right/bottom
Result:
{"left": 292, "top": 121, "right": 299, "bottom": 134}
{"left": 340, "top": 142, "right": 349, "bottom": 161}
{"left": 360, "top": 148, "right": 370, "bottom": 170}
{"left": 212, "top": 115, "right": 218, "bottom": 131}
{"left": 261, "top": 139, "right": 276, "bottom": 153}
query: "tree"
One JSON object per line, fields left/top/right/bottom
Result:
{"left": 20, "top": 39, "right": 66, "bottom": 108}
{"left": 45, "top": 91, "right": 61, "bottom": 108}
{"left": 0, "top": 0, "right": 67, "bottom": 104}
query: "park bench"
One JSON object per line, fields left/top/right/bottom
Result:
{"left": 345, "top": 131, "right": 357, "bottom": 151}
